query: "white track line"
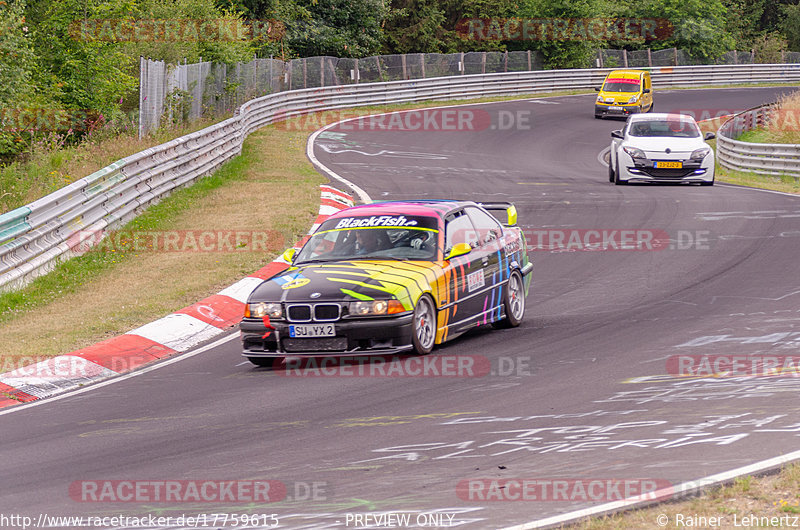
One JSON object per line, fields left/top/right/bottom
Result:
{"left": 502, "top": 448, "right": 800, "bottom": 529}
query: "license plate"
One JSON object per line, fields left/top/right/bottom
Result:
{"left": 608, "top": 106, "right": 623, "bottom": 112}
{"left": 289, "top": 324, "right": 335, "bottom": 338}
{"left": 654, "top": 161, "right": 682, "bottom": 169}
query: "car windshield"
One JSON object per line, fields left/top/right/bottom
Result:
{"left": 295, "top": 215, "right": 439, "bottom": 263}
{"left": 603, "top": 79, "right": 640, "bottom": 93}
{"left": 628, "top": 120, "right": 701, "bottom": 138}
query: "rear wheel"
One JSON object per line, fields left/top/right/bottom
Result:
{"left": 496, "top": 270, "right": 525, "bottom": 328}
{"left": 248, "top": 357, "right": 279, "bottom": 368}
{"left": 412, "top": 294, "right": 436, "bottom": 354}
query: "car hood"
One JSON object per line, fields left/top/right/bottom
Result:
{"left": 248, "top": 260, "right": 440, "bottom": 309}
{"left": 625, "top": 136, "right": 706, "bottom": 154}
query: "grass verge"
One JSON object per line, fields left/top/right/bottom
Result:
{"left": 569, "top": 462, "right": 800, "bottom": 529}
{"left": 0, "top": 125, "right": 323, "bottom": 369}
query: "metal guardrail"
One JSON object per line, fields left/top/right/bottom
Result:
{"left": 3, "top": 63, "right": 800, "bottom": 291}
{"left": 717, "top": 104, "right": 800, "bottom": 178}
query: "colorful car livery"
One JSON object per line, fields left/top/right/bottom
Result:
{"left": 240, "top": 200, "right": 532, "bottom": 367}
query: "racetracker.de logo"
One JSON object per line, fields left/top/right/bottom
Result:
{"left": 456, "top": 18, "right": 672, "bottom": 41}
{"left": 280, "top": 355, "right": 493, "bottom": 377}
{"left": 667, "top": 355, "right": 800, "bottom": 377}
{"left": 275, "top": 109, "right": 535, "bottom": 132}
{"left": 68, "top": 18, "right": 283, "bottom": 42}
{"left": 456, "top": 478, "right": 673, "bottom": 502}
{"left": 525, "top": 229, "right": 670, "bottom": 251}
{"left": 68, "top": 480, "right": 286, "bottom": 503}
{"left": 66, "top": 229, "right": 285, "bottom": 253}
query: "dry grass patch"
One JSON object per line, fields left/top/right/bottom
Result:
{"left": 568, "top": 463, "right": 800, "bottom": 529}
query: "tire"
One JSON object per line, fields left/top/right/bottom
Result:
{"left": 248, "top": 357, "right": 278, "bottom": 368}
{"left": 614, "top": 160, "right": 626, "bottom": 185}
{"left": 496, "top": 270, "right": 525, "bottom": 328}
{"left": 594, "top": 114, "right": 603, "bottom": 119}
{"left": 648, "top": 102, "right": 654, "bottom": 113}
{"left": 412, "top": 294, "right": 436, "bottom": 355}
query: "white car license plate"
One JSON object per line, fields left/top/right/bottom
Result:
{"left": 289, "top": 324, "right": 335, "bottom": 338}
{"left": 608, "top": 106, "right": 623, "bottom": 112}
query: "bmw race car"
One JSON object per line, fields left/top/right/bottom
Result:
{"left": 240, "top": 200, "right": 532, "bottom": 367}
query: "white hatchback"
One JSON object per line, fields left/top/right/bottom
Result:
{"left": 608, "top": 113, "right": 716, "bottom": 186}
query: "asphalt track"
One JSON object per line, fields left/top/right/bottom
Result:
{"left": 2, "top": 87, "right": 800, "bottom": 529}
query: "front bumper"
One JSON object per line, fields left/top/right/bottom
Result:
{"left": 241, "top": 313, "right": 415, "bottom": 357}
{"left": 595, "top": 104, "right": 641, "bottom": 117}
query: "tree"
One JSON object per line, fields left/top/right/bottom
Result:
{"left": 286, "top": 0, "right": 386, "bottom": 58}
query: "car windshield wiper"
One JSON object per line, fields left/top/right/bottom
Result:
{"left": 352, "top": 255, "right": 411, "bottom": 261}
{"left": 294, "top": 258, "right": 336, "bottom": 265}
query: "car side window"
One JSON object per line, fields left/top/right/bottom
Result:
{"left": 445, "top": 212, "right": 478, "bottom": 250}
{"left": 465, "top": 207, "right": 503, "bottom": 247}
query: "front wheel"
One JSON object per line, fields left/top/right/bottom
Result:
{"left": 412, "top": 294, "right": 436, "bottom": 354}
{"left": 614, "top": 160, "right": 626, "bottom": 185}
{"left": 496, "top": 270, "right": 525, "bottom": 328}
{"left": 608, "top": 156, "right": 615, "bottom": 182}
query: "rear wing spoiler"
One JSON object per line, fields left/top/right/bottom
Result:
{"left": 479, "top": 202, "right": 518, "bottom": 227}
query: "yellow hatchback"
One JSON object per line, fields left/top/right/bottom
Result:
{"left": 594, "top": 69, "right": 653, "bottom": 119}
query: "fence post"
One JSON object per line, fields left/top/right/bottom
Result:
{"left": 320, "top": 57, "right": 325, "bottom": 87}
{"left": 461, "top": 52, "right": 465, "bottom": 74}
{"left": 420, "top": 53, "right": 425, "bottom": 78}
{"left": 622, "top": 49, "right": 628, "bottom": 68}
{"left": 354, "top": 58, "right": 359, "bottom": 83}
{"left": 288, "top": 60, "right": 292, "bottom": 91}
{"left": 302, "top": 58, "right": 307, "bottom": 88}
{"left": 503, "top": 51, "right": 508, "bottom": 72}
{"left": 376, "top": 56, "right": 382, "bottom": 80}
{"left": 673, "top": 47, "right": 678, "bottom": 66}
{"left": 750, "top": 49, "right": 755, "bottom": 63}
{"left": 781, "top": 49, "right": 786, "bottom": 63}
{"left": 401, "top": 54, "right": 407, "bottom": 80}
{"left": 597, "top": 49, "right": 603, "bottom": 68}
{"left": 647, "top": 48, "right": 652, "bottom": 67}
{"left": 138, "top": 56, "right": 145, "bottom": 138}
{"left": 733, "top": 49, "right": 738, "bottom": 65}
{"left": 527, "top": 50, "right": 531, "bottom": 70}
{"left": 481, "top": 52, "right": 486, "bottom": 74}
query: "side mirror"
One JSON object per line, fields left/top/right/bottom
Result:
{"left": 611, "top": 130, "right": 624, "bottom": 139}
{"left": 643, "top": 88, "right": 651, "bottom": 94}
{"left": 594, "top": 87, "right": 601, "bottom": 92}
{"left": 704, "top": 132, "right": 716, "bottom": 140}
{"left": 446, "top": 243, "right": 472, "bottom": 260}
{"left": 282, "top": 248, "right": 297, "bottom": 263}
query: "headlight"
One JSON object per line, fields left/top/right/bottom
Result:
{"left": 622, "top": 146, "right": 646, "bottom": 160}
{"left": 349, "top": 299, "right": 405, "bottom": 316}
{"left": 596, "top": 95, "right": 603, "bottom": 103}
{"left": 690, "top": 147, "right": 711, "bottom": 160}
{"left": 627, "top": 95, "right": 638, "bottom": 103}
{"left": 246, "top": 302, "right": 282, "bottom": 319}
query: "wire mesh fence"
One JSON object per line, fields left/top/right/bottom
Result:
{"left": 140, "top": 47, "right": 800, "bottom": 136}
